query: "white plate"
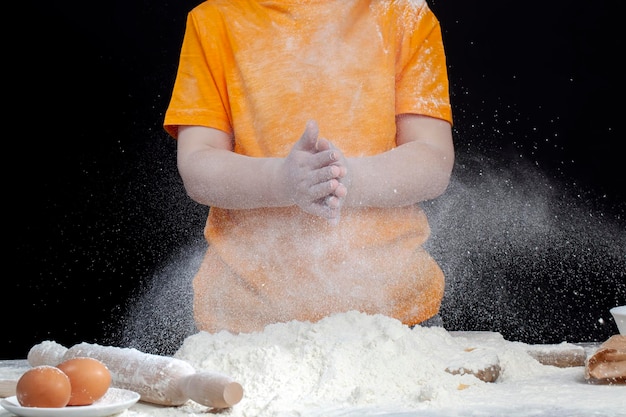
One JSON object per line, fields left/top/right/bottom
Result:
{"left": 0, "top": 388, "right": 140, "bottom": 417}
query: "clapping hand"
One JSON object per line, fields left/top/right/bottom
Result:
{"left": 281, "top": 120, "right": 348, "bottom": 224}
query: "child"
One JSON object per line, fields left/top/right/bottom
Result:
{"left": 164, "top": 0, "right": 454, "bottom": 333}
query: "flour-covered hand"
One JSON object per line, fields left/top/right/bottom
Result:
{"left": 315, "top": 136, "right": 349, "bottom": 225}
{"left": 280, "top": 120, "right": 347, "bottom": 223}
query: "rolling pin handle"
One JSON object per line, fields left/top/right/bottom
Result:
{"left": 178, "top": 371, "right": 244, "bottom": 409}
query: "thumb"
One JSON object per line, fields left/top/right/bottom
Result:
{"left": 293, "top": 119, "right": 319, "bottom": 152}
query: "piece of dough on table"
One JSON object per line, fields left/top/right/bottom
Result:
{"left": 585, "top": 335, "right": 626, "bottom": 383}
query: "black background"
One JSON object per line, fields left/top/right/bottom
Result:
{"left": 4, "top": 0, "right": 624, "bottom": 359}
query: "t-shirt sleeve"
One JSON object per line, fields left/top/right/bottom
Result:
{"left": 163, "top": 11, "right": 233, "bottom": 139}
{"left": 395, "top": 6, "right": 453, "bottom": 125}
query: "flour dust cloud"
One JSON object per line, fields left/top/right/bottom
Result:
{"left": 423, "top": 148, "right": 625, "bottom": 343}
{"left": 116, "top": 240, "right": 203, "bottom": 355}
{"left": 118, "top": 141, "right": 625, "bottom": 354}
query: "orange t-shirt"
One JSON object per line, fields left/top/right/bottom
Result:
{"left": 164, "top": 0, "right": 453, "bottom": 333}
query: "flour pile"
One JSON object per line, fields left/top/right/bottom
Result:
{"left": 162, "top": 311, "right": 572, "bottom": 416}
{"left": 176, "top": 311, "right": 463, "bottom": 414}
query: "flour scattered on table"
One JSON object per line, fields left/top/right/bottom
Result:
{"left": 2, "top": 312, "right": 624, "bottom": 417}
{"left": 141, "top": 310, "right": 621, "bottom": 417}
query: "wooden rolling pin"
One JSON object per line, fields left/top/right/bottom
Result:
{"left": 26, "top": 340, "right": 243, "bottom": 408}
{"left": 524, "top": 343, "right": 586, "bottom": 368}
{"left": 0, "top": 379, "right": 17, "bottom": 398}
{"left": 450, "top": 331, "right": 587, "bottom": 367}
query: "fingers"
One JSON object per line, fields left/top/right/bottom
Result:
{"left": 300, "top": 122, "right": 345, "bottom": 174}
{"left": 303, "top": 198, "right": 342, "bottom": 224}
{"left": 309, "top": 164, "right": 342, "bottom": 186}
{"left": 287, "top": 120, "right": 348, "bottom": 224}
{"left": 309, "top": 138, "right": 347, "bottom": 223}
{"left": 310, "top": 142, "right": 347, "bottom": 178}
{"left": 315, "top": 137, "right": 333, "bottom": 152}
{"left": 294, "top": 120, "right": 320, "bottom": 153}
{"left": 295, "top": 175, "right": 345, "bottom": 222}
{"left": 304, "top": 177, "right": 339, "bottom": 201}
{"left": 333, "top": 182, "right": 348, "bottom": 199}
{"left": 309, "top": 180, "right": 347, "bottom": 223}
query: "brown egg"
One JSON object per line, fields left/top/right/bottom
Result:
{"left": 57, "top": 357, "right": 112, "bottom": 406}
{"left": 16, "top": 365, "right": 72, "bottom": 408}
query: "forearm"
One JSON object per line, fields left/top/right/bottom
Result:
{"left": 178, "top": 148, "right": 287, "bottom": 209}
{"left": 345, "top": 140, "right": 454, "bottom": 208}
